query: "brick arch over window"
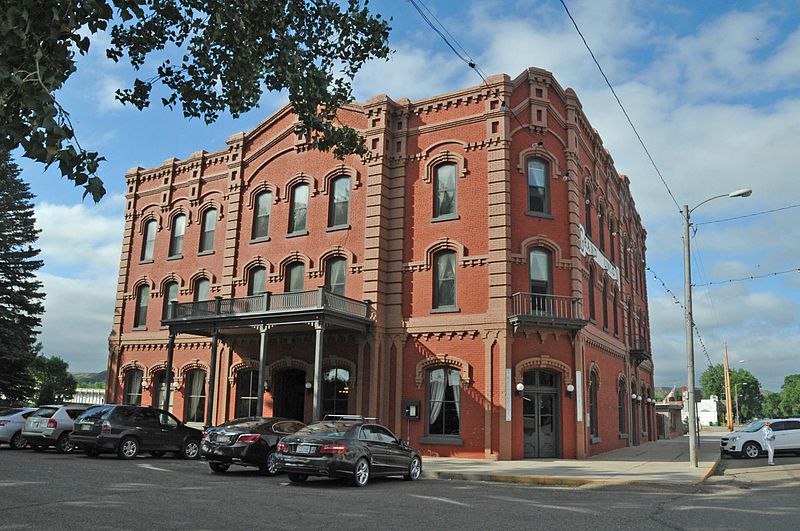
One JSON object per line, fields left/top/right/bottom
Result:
{"left": 137, "top": 209, "right": 163, "bottom": 234}
{"left": 275, "top": 251, "right": 313, "bottom": 282}
{"left": 414, "top": 355, "right": 472, "bottom": 389}
{"left": 515, "top": 145, "right": 561, "bottom": 179}
{"left": 144, "top": 361, "right": 174, "bottom": 389}
{"left": 118, "top": 360, "right": 147, "bottom": 386}
{"left": 513, "top": 356, "right": 573, "bottom": 386}
{"left": 128, "top": 276, "right": 155, "bottom": 298}
{"left": 588, "top": 362, "right": 601, "bottom": 388}
{"left": 322, "top": 356, "right": 357, "bottom": 385}
{"left": 246, "top": 181, "right": 280, "bottom": 209}
{"left": 196, "top": 195, "right": 224, "bottom": 221}
{"left": 423, "top": 148, "right": 468, "bottom": 184}
{"left": 238, "top": 256, "right": 274, "bottom": 287}
{"left": 265, "top": 357, "right": 311, "bottom": 389}
{"left": 617, "top": 373, "right": 626, "bottom": 387}
{"left": 314, "top": 246, "right": 356, "bottom": 278}
{"left": 175, "top": 359, "right": 210, "bottom": 391}
{"left": 321, "top": 165, "right": 361, "bottom": 193}
{"left": 165, "top": 202, "right": 192, "bottom": 229}
{"left": 186, "top": 269, "right": 216, "bottom": 289}
{"left": 228, "top": 358, "right": 260, "bottom": 385}
{"left": 424, "top": 238, "right": 466, "bottom": 270}
{"left": 157, "top": 273, "right": 185, "bottom": 295}
{"left": 281, "top": 173, "right": 319, "bottom": 202}
{"left": 516, "top": 236, "right": 570, "bottom": 270}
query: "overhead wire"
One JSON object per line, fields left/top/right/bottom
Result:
{"left": 693, "top": 267, "right": 800, "bottom": 288}
{"left": 694, "top": 203, "right": 800, "bottom": 226}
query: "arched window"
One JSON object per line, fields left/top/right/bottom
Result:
{"left": 427, "top": 366, "right": 461, "bottom": 436}
{"left": 618, "top": 379, "right": 626, "bottom": 436}
{"left": 236, "top": 370, "right": 259, "bottom": 418}
{"left": 123, "top": 369, "right": 143, "bottom": 405}
{"left": 183, "top": 369, "right": 206, "bottom": 423}
{"left": 589, "top": 371, "right": 599, "bottom": 439}
{"left": 141, "top": 219, "right": 156, "bottom": 262}
{"left": 588, "top": 266, "right": 596, "bottom": 321}
{"left": 527, "top": 158, "right": 550, "bottom": 214}
{"left": 325, "top": 257, "right": 347, "bottom": 296}
{"left": 194, "top": 278, "right": 209, "bottom": 301}
{"left": 134, "top": 285, "right": 149, "bottom": 328}
{"left": 433, "top": 163, "right": 457, "bottom": 219}
{"left": 322, "top": 367, "right": 350, "bottom": 417}
{"left": 288, "top": 184, "right": 309, "bottom": 234}
{"left": 199, "top": 208, "right": 216, "bottom": 253}
{"left": 168, "top": 214, "right": 186, "bottom": 257}
{"left": 529, "top": 248, "right": 552, "bottom": 296}
{"left": 433, "top": 250, "right": 456, "bottom": 309}
{"left": 328, "top": 176, "right": 350, "bottom": 228}
{"left": 162, "top": 281, "right": 179, "bottom": 320}
{"left": 584, "top": 188, "right": 593, "bottom": 238}
{"left": 602, "top": 279, "right": 609, "bottom": 330}
{"left": 252, "top": 191, "right": 272, "bottom": 240}
{"left": 248, "top": 267, "right": 267, "bottom": 296}
{"left": 285, "top": 262, "right": 304, "bottom": 293}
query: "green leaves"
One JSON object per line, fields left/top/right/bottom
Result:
{"left": 2, "top": 0, "right": 391, "bottom": 202}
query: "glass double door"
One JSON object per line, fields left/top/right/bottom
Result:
{"left": 522, "top": 370, "right": 560, "bottom": 458}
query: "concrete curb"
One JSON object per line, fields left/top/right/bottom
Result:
{"left": 422, "top": 470, "right": 627, "bottom": 487}
{"left": 693, "top": 455, "right": 722, "bottom": 485}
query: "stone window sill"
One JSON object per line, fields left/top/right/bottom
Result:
{"left": 525, "top": 211, "right": 554, "bottom": 220}
{"left": 431, "top": 214, "right": 459, "bottom": 223}
{"left": 166, "top": 254, "right": 183, "bottom": 261}
{"left": 287, "top": 230, "right": 308, "bottom": 239}
{"left": 326, "top": 224, "right": 350, "bottom": 232}
{"left": 250, "top": 236, "right": 270, "bottom": 244}
{"left": 197, "top": 250, "right": 214, "bottom": 256}
{"left": 139, "top": 259, "right": 154, "bottom": 265}
{"left": 430, "top": 306, "right": 461, "bottom": 314}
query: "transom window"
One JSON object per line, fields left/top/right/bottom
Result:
{"left": 325, "top": 257, "right": 346, "bottom": 296}
{"left": 141, "top": 219, "right": 156, "bottom": 262}
{"left": 252, "top": 191, "right": 272, "bottom": 240}
{"left": 184, "top": 369, "right": 206, "bottom": 423}
{"left": 199, "top": 208, "right": 216, "bottom": 253}
{"left": 248, "top": 267, "right": 267, "bottom": 296}
{"left": 162, "top": 281, "right": 178, "bottom": 320}
{"left": 236, "top": 370, "right": 259, "bottom": 418}
{"left": 123, "top": 369, "right": 143, "bottom": 406}
{"left": 194, "top": 278, "right": 209, "bottom": 301}
{"left": 322, "top": 367, "right": 350, "bottom": 417}
{"left": 433, "top": 163, "right": 457, "bottom": 218}
{"left": 328, "top": 176, "right": 350, "bottom": 228}
{"left": 289, "top": 184, "right": 309, "bottom": 234}
{"left": 134, "top": 285, "right": 149, "bottom": 328}
{"left": 169, "top": 214, "right": 186, "bottom": 257}
{"left": 427, "top": 366, "right": 461, "bottom": 436}
{"left": 285, "top": 262, "right": 304, "bottom": 292}
{"left": 527, "top": 158, "right": 550, "bottom": 214}
{"left": 433, "top": 250, "right": 456, "bottom": 309}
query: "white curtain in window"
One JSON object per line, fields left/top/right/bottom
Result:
{"left": 187, "top": 371, "right": 206, "bottom": 421}
{"left": 428, "top": 369, "right": 446, "bottom": 425}
{"left": 449, "top": 369, "right": 461, "bottom": 420}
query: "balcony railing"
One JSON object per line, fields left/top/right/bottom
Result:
{"left": 509, "top": 292, "right": 587, "bottom": 331}
{"left": 166, "top": 288, "right": 373, "bottom": 323}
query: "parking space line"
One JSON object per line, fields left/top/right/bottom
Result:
{"left": 408, "top": 494, "right": 471, "bottom": 507}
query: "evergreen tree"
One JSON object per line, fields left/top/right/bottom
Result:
{"left": 0, "top": 150, "right": 44, "bottom": 402}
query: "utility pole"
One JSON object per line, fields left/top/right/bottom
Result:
{"left": 723, "top": 343, "right": 733, "bottom": 431}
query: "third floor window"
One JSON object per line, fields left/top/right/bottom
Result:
{"left": 328, "top": 177, "right": 350, "bottom": 228}
{"left": 252, "top": 191, "right": 272, "bottom": 240}
{"left": 141, "top": 219, "right": 156, "bottom": 262}
{"left": 169, "top": 214, "right": 186, "bottom": 257}
{"left": 289, "top": 184, "right": 309, "bottom": 234}
{"left": 527, "top": 158, "right": 550, "bottom": 214}
{"left": 434, "top": 163, "right": 456, "bottom": 219}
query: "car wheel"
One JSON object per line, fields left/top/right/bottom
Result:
{"left": 182, "top": 439, "right": 200, "bottom": 460}
{"left": 118, "top": 437, "right": 140, "bottom": 459}
{"left": 56, "top": 433, "right": 75, "bottom": 454}
{"left": 351, "top": 458, "right": 370, "bottom": 487}
{"left": 287, "top": 473, "right": 308, "bottom": 483}
{"left": 150, "top": 451, "right": 166, "bottom": 458}
{"left": 260, "top": 450, "right": 279, "bottom": 476}
{"left": 10, "top": 431, "right": 27, "bottom": 450}
{"left": 85, "top": 449, "right": 101, "bottom": 458}
{"left": 404, "top": 456, "right": 422, "bottom": 481}
{"left": 31, "top": 444, "right": 47, "bottom": 452}
{"left": 742, "top": 441, "right": 761, "bottom": 459}
{"left": 209, "top": 462, "right": 230, "bottom": 474}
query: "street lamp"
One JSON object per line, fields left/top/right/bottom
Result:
{"left": 734, "top": 382, "right": 749, "bottom": 426}
{"left": 683, "top": 188, "right": 752, "bottom": 467}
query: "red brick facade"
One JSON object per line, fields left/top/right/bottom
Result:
{"left": 107, "top": 68, "right": 655, "bottom": 459}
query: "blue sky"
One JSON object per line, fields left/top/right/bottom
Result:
{"left": 17, "top": 0, "right": 800, "bottom": 391}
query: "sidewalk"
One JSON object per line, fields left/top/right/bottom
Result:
{"left": 422, "top": 435, "right": 721, "bottom": 487}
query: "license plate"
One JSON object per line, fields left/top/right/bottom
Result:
{"left": 296, "top": 444, "right": 313, "bottom": 454}
{"left": 216, "top": 435, "right": 230, "bottom": 444}
{"left": 81, "top": 424, "right": 92, "bottom": 431}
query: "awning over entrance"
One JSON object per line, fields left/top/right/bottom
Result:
{"left": 158, "top": 288, "right": 374, "bottom": 427}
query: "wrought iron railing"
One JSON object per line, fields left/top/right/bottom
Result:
{"left": 510, "top": 292, "right": 584, "bottom": 321}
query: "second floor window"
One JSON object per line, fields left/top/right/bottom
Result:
{"left": 285, "top": 262, "right": 304, "bottom": 292}
{"left": 434, "top": 163, "right": 456, "bottom": 218}
{"left": 134, "top": 285, "right": 149, "bottom": 328}
{"left": 169, "top": 214, "right": 186, "bottom": 257}
{"left": 527, "top": 158, "right": 549, "bottom": 214}
{"left": 252, "top": 191, "right": 272, "bottom": 240}
{"left": 328, "top": 177, "right": 350, "bottom": 227}
{"left": 248, "top": 267, "right": 267, "bottom": 296}
{"left": 289, "top": 184, "right": 308, "bottom": 234}
{"left": 141, "top": 219, "right": 156, "bottom": 262}
{"left": 529, "top": 248, "right": 551, "bottom": 296}
{"left": 325, "top": 257, "right": 346, "bottom": 296}
{"left": 194, "top": 278, "right": 209, "bottom": 301}
{"left": 162, "top": 281, "right": 178, "bottom": 320}
{"left": 433, "top": 251, "right": 456, "bottom": 309}
{"left": 199, "top": 208, "right": 216, "bottom": 253}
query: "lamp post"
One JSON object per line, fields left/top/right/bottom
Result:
{"left": 683, "top": 188, "right": 752, "bottom": 467}
{"left": 734, "top": 381, "right": 748, "bottom": 426}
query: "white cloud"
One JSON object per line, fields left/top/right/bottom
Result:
{"left": 97, "top": 76, "right": 127, "bottom": 113}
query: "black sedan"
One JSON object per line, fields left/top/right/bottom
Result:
{"left": 275, "top": 417, "right": 422, "bottom": 487}
{"left": 200, "top": 417, "right": 305, "bottom": 475}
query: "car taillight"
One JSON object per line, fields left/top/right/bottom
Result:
{"left": 202, "top": 432, "right": 209, "bottom": 440}
{"left": 320, "top": 443, "right": 347, "bottom": 455}
{"left": 101, "top": 421, "right": 112, "bottom": 433}
{"left": 276, "top": 440, "right": 288, "bottom": 453}
{"left": 238, "top": 433, "right": 261, "bottom": 443}
{"left": 0, "top": 420, "right": 8, "bottom": 426}
{"left": 47, "top": 418, "right": 57, "bottom": 429}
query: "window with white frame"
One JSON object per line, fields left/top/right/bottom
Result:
{"left": 328, "top": 176, "right": 350, "bottom": 228}
{"left": 427, "top": 366, "right": 461, "bottom": 436}
{"left": 199, "top": 208, "right": 216, "bottom": 253}
{"left": 168, "top": 214, "right": 186, "bottom": 257}
{"left": 141, "top": 219, "right": 156, "bottom": 261}
{"left": 252, "top": 191, "right": 272, "bottom": 240}
{"left": 288, "top": 184, "right": 309, "bottom": 234}
{"left": 527, "top": 158, "right": 550, "bottom": 214}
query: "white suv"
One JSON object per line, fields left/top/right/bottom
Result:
{"left": 720, "top": 418, "right": 800, "bottom": 459}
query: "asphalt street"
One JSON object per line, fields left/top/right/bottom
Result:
{"left": 1, "top": 447, "right": 798, "bottom": 530}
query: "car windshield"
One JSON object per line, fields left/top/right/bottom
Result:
{"left": 295, "top": 421, "right": 357, "bottom": 438}
{"left": 32, "top": 407, "right": 58, "bottom": 418}
{"left": 0, "top": 408, "right": 23, "bottom": 416}
{"left": 79, "top": 405, "right": 114, "bottom": 421}
{"left": 743, "top": 420, "right": 765, "bottom": 432}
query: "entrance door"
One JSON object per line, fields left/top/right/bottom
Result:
{"left": 273, "top": 369, "right": 306, "bottom": 421}
{"left": 522, "top": 369, "right": 560, "bottom": 458}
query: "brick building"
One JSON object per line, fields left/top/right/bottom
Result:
{"left": 106, "top": 67, "right": 655, "bottom": 460}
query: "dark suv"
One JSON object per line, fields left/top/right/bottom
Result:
{"left": 69, "top": 405, "right": 202, "bottom": 459}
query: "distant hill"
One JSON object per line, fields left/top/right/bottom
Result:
{"left": 71, "top": 370, "right": 107, "bottom": 388}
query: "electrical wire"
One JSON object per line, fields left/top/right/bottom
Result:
{"left": 693, "top": 267, "right": 800, "bottom": 288}
{"left": 557, "top": 0, "right": 683, "bottom": 216}
{"left": 694, "top": 203, "right": 800, "bottom": 226}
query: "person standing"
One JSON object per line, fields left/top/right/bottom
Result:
{"left": 762, "top": 420, "right": 776, "bottom": 465}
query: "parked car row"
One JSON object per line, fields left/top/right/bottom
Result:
{"left": 3, "top": 405, "right": 423, "bottom": 488}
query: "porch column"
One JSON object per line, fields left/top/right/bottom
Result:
{"left": 312, "top": 322, "right": 325, "bottom": 421}
{"left": 205, "top": 328, "right": 219, "bottom": 428}
{"left": 257, "top": 325, "right": 269, "bottom": 415}
{"left": 164, "top": 332, "right": 176, "bottom": 411}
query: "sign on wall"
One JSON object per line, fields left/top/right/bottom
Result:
{"left": 578, "top": 225, "right": 620, "bottom": 285}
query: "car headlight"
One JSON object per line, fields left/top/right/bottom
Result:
{"left": 728, "top": 436, "right": 739, "bottom": 442}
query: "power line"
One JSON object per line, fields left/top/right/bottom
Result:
{"left": 557, "top": 0, "right": 683, "bottom": 216}
{"left": 693, "top": 267, "right": 800, "bottom": 288}
{"left": 694, "top": 203, "right": 800, "bottom": 226}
